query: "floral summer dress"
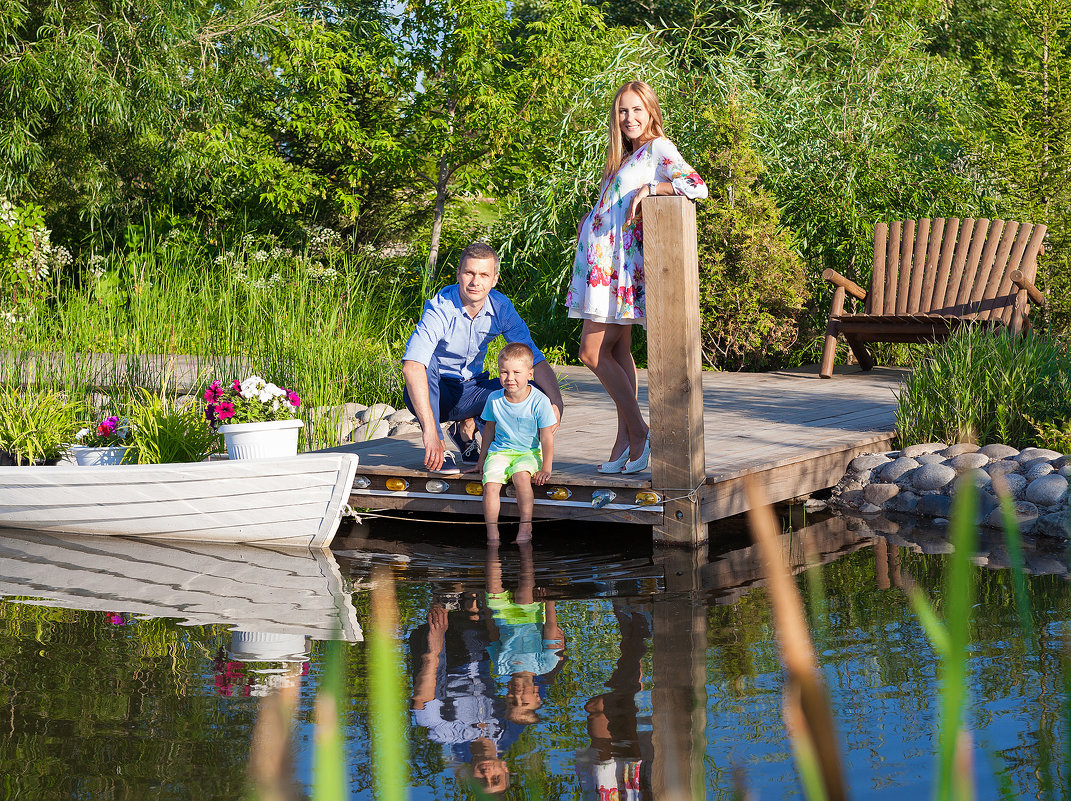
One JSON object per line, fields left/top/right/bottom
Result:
{"left": 566, "top": 137, "right": 707, "bottom": 325}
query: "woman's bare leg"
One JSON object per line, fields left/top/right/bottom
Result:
{"left": 579, "top": 320, "right": 649, "bottom": 458}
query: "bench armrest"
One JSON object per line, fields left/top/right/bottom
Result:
{"left": 821, "top": 269, "right": 867, "bottom": 301}
{"left": 1011, "top": 270, "right": 1047, "bottom": 306}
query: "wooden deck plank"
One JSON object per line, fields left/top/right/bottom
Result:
{"left": 322, "top": 365, "right": 903, "bottom": 527}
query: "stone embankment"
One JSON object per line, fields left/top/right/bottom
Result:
{"left": 306, "top": 403, "right": 420, "bottom": 443}
{"left": 831, "top": 443, "right": 1071, "bottom": 539}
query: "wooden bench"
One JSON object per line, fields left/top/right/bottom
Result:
{"left": 819, "top": 218, "right": 1048, "bottom": 378}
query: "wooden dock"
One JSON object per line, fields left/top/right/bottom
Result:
{"left": 324, "top": 364, "right": 904, "bottom": 542}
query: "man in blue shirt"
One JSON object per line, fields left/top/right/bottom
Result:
{"left": 402, "top": 242, "right": 564, "bottom": 473}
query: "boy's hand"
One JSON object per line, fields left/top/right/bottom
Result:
{"left": 463, "top": 460, "right": 483, "bottom": 475}
{"left": 532, "top": 469, "right": 552, "bottom": 485}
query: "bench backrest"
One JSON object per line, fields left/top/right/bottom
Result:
{"left": 868, "top": 218, "right": 1047, "bottom": 323}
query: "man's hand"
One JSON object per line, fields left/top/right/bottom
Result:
{"left": 427, "top": 604, "right": 448, "bottom": 634}
{"left": 422, "top": 428, "right": 446, "bottom": 472}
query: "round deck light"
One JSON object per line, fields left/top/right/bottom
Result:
{"left": 425, "top": 479, "right": 449, "bottom": 493}
{"left": 546, "top": 487, "right": 571, "bottom": 501}
{"left": 635, "top": 491, "right": 660, "bottom": 505}
{"left": 465, "top": 482, "right": 484, "bottom": 496}
{"left": 353, "top": 475, "right": 372, "bottom": 489}
{"left": 591, "top": 490, "right": 616, "bottom": 509}
{"left": 385, "top": 478, "right": 409, "bottom": 492}
{"left": 504, "top": 484, "right": 517, "bottom": 497}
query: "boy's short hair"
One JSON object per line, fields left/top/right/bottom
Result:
{"left": 497, "top": 342, "right": 534, "bottom": 369}
{"left": 459, "top": 242, "right": 500, "bottom": 273}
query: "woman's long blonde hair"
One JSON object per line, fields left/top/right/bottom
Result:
{"left": 600, "top": 80, "right": 665, "bottom": 191}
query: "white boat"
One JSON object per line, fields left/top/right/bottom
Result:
{"left": 0, "top": 453, "right": 359, "bottom": 548}
{"left": 0, "top": 527, "right": 362, "bottom": 642}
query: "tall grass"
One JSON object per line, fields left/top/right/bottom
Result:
{"left": 3, "top": 243, "right": 421, "bottom": 449}
{"left": 896, "top": 326, "right": 1071, "bottom": 448}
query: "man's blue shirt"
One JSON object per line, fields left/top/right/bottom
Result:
{"left": 403, "top": 285, "right": 545, "bottom": 381}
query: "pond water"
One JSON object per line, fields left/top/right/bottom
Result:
{"left": 0, "top": 510, "right": 1067, "bottom": 800}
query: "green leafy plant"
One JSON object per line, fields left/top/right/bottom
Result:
{"left": 0, "top": 386, "right": 80, "bottom": 465}
{"left": 127, "top": 391, "right": 223, "bottom": 464}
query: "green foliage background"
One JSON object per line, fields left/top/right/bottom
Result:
{"left": 1, "top": 0, "right": 1069, "bottom": 377}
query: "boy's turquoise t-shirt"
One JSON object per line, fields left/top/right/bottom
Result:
{"left": 481, "top": 387, "right": 556, "bottom": 453}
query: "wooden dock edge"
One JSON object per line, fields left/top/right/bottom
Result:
{"left": 696, "top": 432, "right": 896, "bottom": 523}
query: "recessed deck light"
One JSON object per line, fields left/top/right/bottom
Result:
{"left": 385, "top": 478, "right": 409, "bottom": 492}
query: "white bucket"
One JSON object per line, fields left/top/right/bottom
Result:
{"left": 71, "top": 446, "right": 132, "bottom": 466}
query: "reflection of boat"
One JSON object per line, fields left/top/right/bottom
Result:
{"left": 0, "top": 454, "right": 358, "bottom": 547}
{"left": 0, "top": 528, "right": 362, "bottom": 641}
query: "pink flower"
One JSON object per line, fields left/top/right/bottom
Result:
{"left": 232, "top": 379, "right": 242, "bottom": 392}
{"left": 204, "top": 381, "right": 224, "bottom": 402}
{"left": 216, "top": 401, "right": 236, "bottom": 420}
{"left": 287, "top": 390, "right": 301, "bottom": 408}
{"left": 107, "top": 613, "right": 125, "bottom": 625}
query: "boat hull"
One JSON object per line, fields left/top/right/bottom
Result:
{"left": 0, "top": 453, "right": 359, "bottom": 547}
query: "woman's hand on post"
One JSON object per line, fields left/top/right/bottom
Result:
{"left": 623, "top": 185, "right": 651, "bottom": 228}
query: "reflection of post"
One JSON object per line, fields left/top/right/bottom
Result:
{"left": 650, "top": 548, "right": 708, "bottom": 800}
{"left": 644, "top": 196, "right": 707, "bottom": 548}
{"left": 874, "top": 536, "right": 890, "bottom": 590}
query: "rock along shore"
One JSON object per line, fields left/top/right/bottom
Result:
{"left": 830, "top": 442, "right": 1071, "bottom": 539}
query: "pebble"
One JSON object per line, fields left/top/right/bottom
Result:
{"left": 991, "top": 472, "right": 1028, "bottom": 499}
{"left": 850, "top": 454, "right": 893, "bottom": 472}
{"left": 880, "top": 457, "right": 920, "bottom": 482}
{"left": 941, "top": 443, "right": 980, "bottom": 458}
{"left": 1023, "top": 460, "right": 1055, "bottom": 481}
{"left": 985, "top": 460, "right": 1020, "bottom": 478}
{"left": 1025, "top": 474, "right": 1069, "bottom": 507}
{"left": 388, "top": 408, "right": 416, "bottom": 425}
{"left": 901, "top": 442, "right": 947, "bottom": 458}
{"left": 340, "top": 402, "right": 368, "bottom": 421}
{"left": 864, "top": 483, "right": 900, "bottom": 505}
{"left": 1062, "top": 464, "right": 1071, "bottom": 478}
{"left": 912, "top": 463, "right": 957, "bottom": 491}
{"left": 979, "top": 443, "right": 1020, "bottom": 460}
{"left": 352, "top": 418, "right": 390, "bottom": 441}
{"left": 985, "top": 501, "right": 1038, "bottom": 533}
{"left": 888, "top": 492, "right": 919, "bottom": 513}
{"left": 1038, "top": 513, "right": 1071, "bottom": 539}
{"left": 390, "top": 422, "right": 422, "bottom": 438}
{"left": 860, "top": 503, "right": 882, "bottom": 514}
{"left": 360, "top": 403, "right": 397, "bottom": 423}
{"left": 1017, "top": 447, "right": 1062, "bottom": 462}
{"left": 916, "top": 453, "right": 947, "bottom": 465}
{"left": 950, "top": 452, "right": 989, "bottom": 471}
{"left": 918, "top": 494, "right": 952, "bottom": 518}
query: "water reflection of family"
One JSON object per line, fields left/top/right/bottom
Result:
{"left": 408, "top": 541, "right": 653, "bottom": 799}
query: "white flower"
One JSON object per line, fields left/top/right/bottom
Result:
{"left": 75, "top": 428, "right": 90, "bottom": 442}
{"left": 240, "top": 376, "right": 266, "bottom": 400}
{"left": 258, "top": 382, "right": 284, "bottom": 403}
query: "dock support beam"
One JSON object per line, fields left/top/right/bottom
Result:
{"left": 644, "top": 196, "right": 707, "bottom": 547}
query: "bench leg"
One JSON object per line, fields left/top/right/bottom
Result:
{"left": 819, "top": 287, "right": 845, "bottom": 379}
{"left": 845, "top": 335, "right": 876, "bottom": 370}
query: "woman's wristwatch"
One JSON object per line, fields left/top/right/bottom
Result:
{"left": 648, "top": 180, "right": 659, "bottom": 196}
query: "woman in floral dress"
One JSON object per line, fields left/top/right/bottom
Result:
{"left": 565, "top": 80, "right": 707, "bottom": 474}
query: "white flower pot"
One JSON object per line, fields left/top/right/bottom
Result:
{"left": 217, "top": 418, "right": 304, "bottom": 460}
{"left": 71, "top": 445, "right": 132, "bottom": 466}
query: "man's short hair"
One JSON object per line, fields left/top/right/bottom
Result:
{"left": 498, "top": 342, "right": 534, "bottom": 368}
{"left": 459, "top": 242, "right": 500, "bottom": 273}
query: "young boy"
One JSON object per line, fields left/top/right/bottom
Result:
{"left": 469, "top": 343, "right": 556, "bottom": 543}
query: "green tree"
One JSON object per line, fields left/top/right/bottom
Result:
{"left": 0, "top": 0, "right": 289, "bottom": 245}
{"left": 693, "top": 102, "right": 809, "bottom": 370}
{"left": 397, "top": 0, "right": 604, "bottom": 277}
{"left": 970, "top": 0, "right": 1071, "bottom": 330}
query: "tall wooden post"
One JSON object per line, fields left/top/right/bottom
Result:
{"left": 644, "top": 196, "right": 707, "bottom": 547}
